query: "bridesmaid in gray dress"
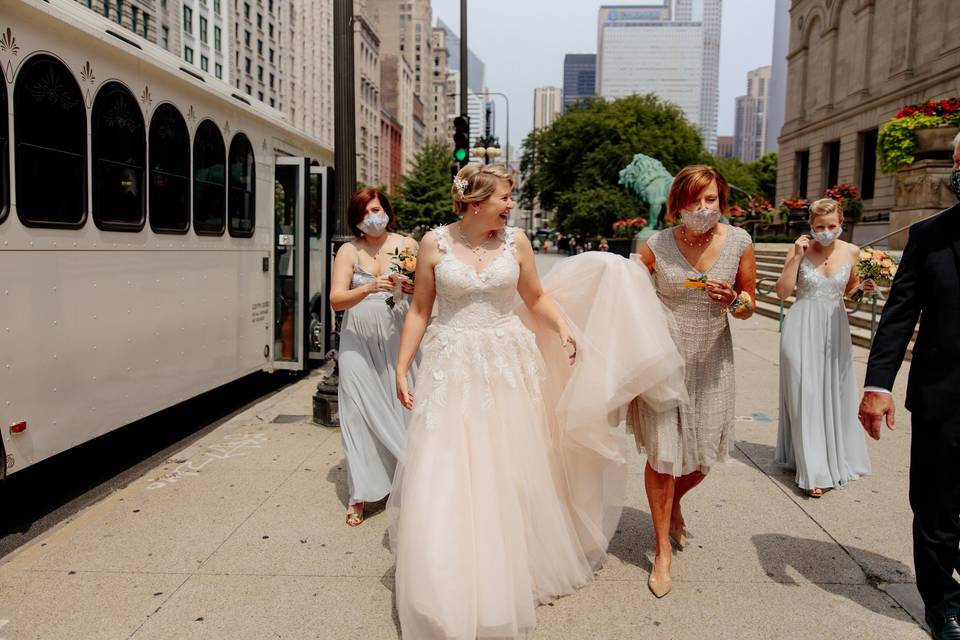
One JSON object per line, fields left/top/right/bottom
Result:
{"left": 774, "top": 198, "right": 871, "bottom": 497}
{"left": 633, "top": 165, "right": 756, "bottom": 598}
{"left": 329, "top": 188, "right": 417, "bottom": 526}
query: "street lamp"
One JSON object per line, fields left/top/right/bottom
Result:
{"left": 471, "top": 135, "right": 501, "bottom": 164}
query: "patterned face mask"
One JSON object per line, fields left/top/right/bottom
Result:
{"left": 357, "top": 212, "right": 389, "bottom": 236}
{"left": 811, "top": 228, "right": 841, "bottom": 246}
{"left": 950, "top": 170, "right": 960, "bottom": 201}
{"left": 680, "top": 208, "right": 721, "bottom": 235}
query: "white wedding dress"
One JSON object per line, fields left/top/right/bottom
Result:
{"left": 388, "top": 226, "right": 685, "bottom": 639}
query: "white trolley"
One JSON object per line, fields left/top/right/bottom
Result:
{"left": 0, "top": 0, "right": 335, "bottom": 477}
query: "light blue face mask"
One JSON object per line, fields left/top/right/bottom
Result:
{"left": 811, "top": 227, "right": 841, "bottom": 246}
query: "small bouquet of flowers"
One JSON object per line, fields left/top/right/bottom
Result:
{"left": 683, "top": 273, "right": 709, "bottom": 289}
{"left": 385, "top": 246, "right": 417, "bottom": 309}
{"left": 850, "top": 247, "right": 899, "bottom": 302}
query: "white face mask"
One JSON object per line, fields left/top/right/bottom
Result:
{"left": 680, "top": 208, "right": 721, "bottom": 235}
{"left": 357, "top": 212, "right": 389, "bottom": 236}
{"left": 811, "top": 228, "right": 841, "bottom": 246}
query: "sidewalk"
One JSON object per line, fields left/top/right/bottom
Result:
{"left": 0, "top": 314, "right": 927, "bottom": 639}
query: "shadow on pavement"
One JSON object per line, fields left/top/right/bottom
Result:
{"left": 326, "top": 456, "right": 351, "bottom": 508}
{"left": 607, "top": 505, "right": 655, "bottom": 572}
{"left": 752, "top": 533, "right": 915, "bottom": 622}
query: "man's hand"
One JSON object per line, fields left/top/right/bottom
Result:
{"left": 858, "top": 391, "right": 896, "bottom": 440}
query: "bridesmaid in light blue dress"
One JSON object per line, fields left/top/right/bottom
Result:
{"left": 774, "top": 198, "right": 871, "bottom": 497}
{"left": 329, "top": 188, "right": 417, "bottom": 526}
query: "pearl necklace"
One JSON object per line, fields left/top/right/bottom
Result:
{"left": 457, "top": 224, "right": 497, "bottom": 262}
{"left": 680, "top": 226, "right": 715, "bottom": 248}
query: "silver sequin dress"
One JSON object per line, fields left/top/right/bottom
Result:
{"left": 634, "top": 225, "right": 752, "bottom": 476}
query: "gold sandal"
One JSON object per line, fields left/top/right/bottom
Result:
{"left": 346, "top": 503, "right": 365, "bottom": 527}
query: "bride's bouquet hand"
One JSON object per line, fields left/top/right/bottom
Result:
{"left": 396, "top": 371, "right": 414, "bottom": 410}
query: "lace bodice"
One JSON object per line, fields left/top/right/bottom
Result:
{"left": 431, "top": 225, "right": 520, "bottom": 329}
{"left": 795, "top": 258, "right": 851, "bottom": 303}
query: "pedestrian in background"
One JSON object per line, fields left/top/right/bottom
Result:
{"left": 858, "top": 133, "right": 960, "bottom": 640}
{"left": 329, "top": 188, "right": 418, "bottom": 526}
{"left": 774, "top": 198, "right": 871, "bottom": 498}
{"left": 632, "top": 165, "right": 756, "bottom": 598}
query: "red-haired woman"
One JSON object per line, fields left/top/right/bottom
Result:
{"left": 329, "top": 188, "right": 418, "bottom": 527}
{"left": 632, "top": 165, "right": 757, "bottom": 597}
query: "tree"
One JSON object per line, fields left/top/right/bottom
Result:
{"left": 520, "top": 94, "right": 704, "bottom": 238}
{"left": 555, "top": 187, "right": 646, "bottom": 239}
{"left": 392, "top": 138, "right": 458, "bottom": 234}
{"left": 749, "top": 152, "right": 778, "bottom": 203}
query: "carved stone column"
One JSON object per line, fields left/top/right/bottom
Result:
{"left": 889, "top": 159, "right": 955, "bottom": 249}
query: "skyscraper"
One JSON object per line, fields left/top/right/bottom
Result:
{"left": 533, "top": 87, "right": 563, "bottom": 130}
{"left": 562, "top": 54, "right": 596, "bottom": 113}
{"left": 596, "top": 1, "right": 721, "bottom": 151}
{"left": 438, "top": 18, "right": 485, "bottom": 96}
{"left": 733, "top": 66, "right": 771, "bottom": 163}
{"left": 765, "top": 0, "right": 789, "bottom": 154}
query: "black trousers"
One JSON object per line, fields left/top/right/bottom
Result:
{"left": 910, "top": 413, "right": 960, "bottom": 619}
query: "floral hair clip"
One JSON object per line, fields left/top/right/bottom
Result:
{"left": 453, "top": 176, "right": 468, "bottom": 198}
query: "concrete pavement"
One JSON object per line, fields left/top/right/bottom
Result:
{"left": 0, "top": 281, "right": 929, "bottom": 639}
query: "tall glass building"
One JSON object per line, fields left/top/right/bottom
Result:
{"left": 596, "top": 0, "right": 721, "bottom": 151}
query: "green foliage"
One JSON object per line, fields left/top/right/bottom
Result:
{"left": 392, "top": 138, "right": 459, "bottom": 234}
{"left": 877, "top": 114, "right": 943, "bottom": 174}
{"left": 554, "top": 187, "right": 645, "bottom": 239}
{"left": 751, "top": 153, "right": 779, "bottom": 202}
{"left": 520, "top": 94, "right": 704, "bottom": 238}
{"left": 701, "top": 152, "right": 778, "bottom": 206}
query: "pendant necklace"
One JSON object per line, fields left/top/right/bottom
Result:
{"left": 457, "top": 224, "right": 494, "bottom": 262}
{"left": 680, "top": 226, "right": 715, "bottom": 248}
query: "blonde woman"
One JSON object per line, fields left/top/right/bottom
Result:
{"left": 774, "top": 198, "right": 872, "bottom": 497}
{"left": 388, "top": 163, "right": 686, "bottom": 638}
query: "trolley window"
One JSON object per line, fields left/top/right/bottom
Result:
{"left": 0, "top": 79, "right": 8, "bottom": 224}
{"left": 149, "top": 104, "right": 190, "bottom": 233}
{"left": 92, "top": 82, "right": 146, "bottom": 231}
{"left": 14, "top": 55, "right": 87, "bottom": 227}
{"left": 193, "top": 119, "right": 225, "bottom": 235}
{"left": 227, "top": 133, "right": 255, "bottom": 237}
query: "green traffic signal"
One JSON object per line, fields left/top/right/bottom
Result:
{"left": 454, "top": 147, "right": 468, "bottom": 162}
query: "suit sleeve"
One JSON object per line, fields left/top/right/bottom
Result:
{"left": 864, "top": 228, "right": 923, "bottom": 390}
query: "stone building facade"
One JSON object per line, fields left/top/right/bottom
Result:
{"left": 777, "top": 0, "right": 960, "bottom": 227}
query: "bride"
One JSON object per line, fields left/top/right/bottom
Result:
{"left": 390, "top": 164, "right": 686, "bottom": 639}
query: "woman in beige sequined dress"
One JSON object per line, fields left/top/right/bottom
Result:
{"left": 633, "top": 165, "right": 757, "bottom": 598}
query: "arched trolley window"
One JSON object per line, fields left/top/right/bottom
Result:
{"left": 149, "top": 103, "right": 190, "bottom": 233}
{"left": 14, "top": 54, "right": 87, "bottom": 227}
{"left": 92, "top": 82, "right": 146, "bottom": 230}
{"left": 193, "top": 119, "right": 225, "bottom": 235}
{"left": 228, "top": 132, "right": 255, "bottom": 237}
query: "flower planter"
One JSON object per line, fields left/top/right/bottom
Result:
{"left": 914, "top": 126, "right": 959, "bottom": 161}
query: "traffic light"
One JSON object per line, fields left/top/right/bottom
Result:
{"left": 452, "top": 115, "right": 470, "bottom": 167}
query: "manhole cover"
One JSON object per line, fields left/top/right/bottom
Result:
{"left": 271, "top": 414, "right": 311, "bottom": 424}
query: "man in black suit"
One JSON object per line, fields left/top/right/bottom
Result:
{"left": 859, "top": 133, "right": 960, "bottom": 640}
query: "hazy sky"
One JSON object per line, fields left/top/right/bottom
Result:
{"left": 429, "top": 0, "right": 777, "bottom": 156}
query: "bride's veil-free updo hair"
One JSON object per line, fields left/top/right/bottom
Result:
{"left": 452, "top": 164, "right": 515, "bottom": 214}
{"left": 808, "top": 197, "right": 845, "bottom": 225}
